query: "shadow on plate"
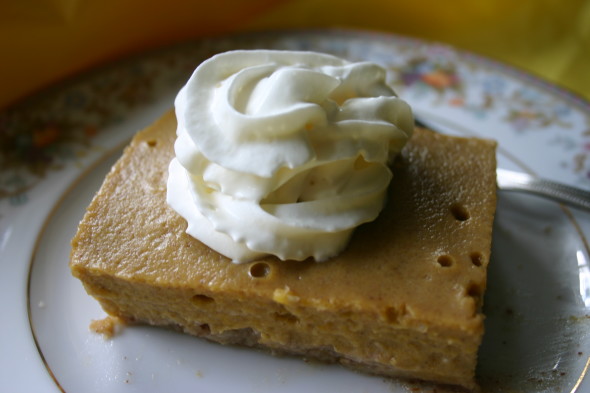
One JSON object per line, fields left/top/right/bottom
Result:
{"left": 477, "top": 191, "right": 590, "bottom": 392}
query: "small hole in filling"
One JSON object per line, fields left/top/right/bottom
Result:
{"left": 466, "top": 283, "right": 482, "bottom": 299}
{"left": 191, "top": 294, "right": 215, "bottom": 304}
{"left": 146, "top": 140, "right": 157, "bottom": 147}
{"left": 249, "top": 262, "right": 271, "bottom": 278}
{"left": 450, "top": 203, "right": 470, "bottom": 221}
{"left": 470, "top": 252, "right": 484, "bottom": 267}
{"left": 384, "top": 307, "right": 399, "bottom": 323}
{"left": 199, "top": 323, "right": 211, "bottom": 334}
{"left": 383, "top": 304, "right": 408, "bottom": 324}
{"left": 437, "top": 255, "right": 454, "bottom": 267}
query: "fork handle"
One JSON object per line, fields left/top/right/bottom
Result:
{"left": 497, "top": 169, "right": 590, "bottom": 211}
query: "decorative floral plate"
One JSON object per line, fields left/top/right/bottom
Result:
{"left": 1, "top": 30, "right": 589, "bottom": 393}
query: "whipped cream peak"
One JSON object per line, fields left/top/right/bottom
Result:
{"left": 167, "top": 50, "right": 414, "bottom": 263}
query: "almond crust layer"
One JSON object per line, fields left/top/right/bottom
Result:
{"left": 70, "top": 110, "right": 497, "bottom": 390}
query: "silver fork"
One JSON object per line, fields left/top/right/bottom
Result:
{"left": 414, "top": 119, "right": 590, "bottom": 211}
{"left": 496, "top": 168, "right": 590, "bottom": 211}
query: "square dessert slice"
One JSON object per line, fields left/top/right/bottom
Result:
{"left": 70, "top": 110, "right": 496, "bottom": 390}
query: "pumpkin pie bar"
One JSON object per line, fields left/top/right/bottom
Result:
{"left": 70, "top": 110, "right": 497, "bottom": 390}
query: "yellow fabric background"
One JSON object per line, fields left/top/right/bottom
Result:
{"left": 1, "top": 0, "right": 589, "bottom": 109}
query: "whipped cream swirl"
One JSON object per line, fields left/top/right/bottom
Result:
{"left": 167, "top": 50, "right": 413, "bottom": 263}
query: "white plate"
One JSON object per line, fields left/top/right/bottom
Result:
{"left": 1, "top": 30, "right": 589, "bottom": 393}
